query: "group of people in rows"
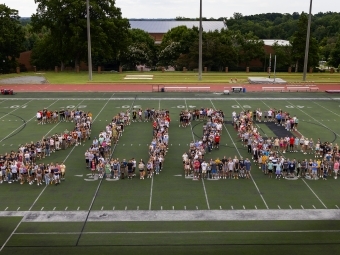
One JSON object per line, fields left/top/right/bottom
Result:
{"left": 85, "top": 108, "right": 170, "bottom": 180}
{"left": 0, "top": 109, "right": 93, "bottom": 185}
{"left": 36, "top": 108, "right": 86, "bottom": 124}
{"left": 234, "top": 108, "right": 340, "bottom": 180}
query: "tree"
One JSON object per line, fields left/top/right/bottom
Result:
{"left": 272, "top": 43, "right": 293, "bottom": 69}
{"left": 235, "top": 32, "right": 265, "bottom": 67}
{"left": 0, "top": 4, "right": 25, "bottom": 73}
{"left": 120, "top": 28, "right": 156, "bottom": 70}
{"left": 31, "top": 0, "right": 130, "bottom": 70}
{"left": 329, "top": 35, "right": 340, "bottom": 68}
{"left": 291, "top": 13, "right": 319, "bottom": 71}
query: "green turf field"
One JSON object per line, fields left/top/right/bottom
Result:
{"left": 0, "top": 92, "right": 340, "bottom": 254}
{"left": 0, "top": 71, "right": 339, "bottom": 83}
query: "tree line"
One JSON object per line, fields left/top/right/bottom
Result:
{"left": 1, "top": 1, "right": 340, "bottom": 73}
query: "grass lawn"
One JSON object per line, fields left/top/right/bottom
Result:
{"left": 0, "top": 71, "right": 339, "bottom": 84}
{"left": 0, "top": 92, "right": 340, "bottom": 254}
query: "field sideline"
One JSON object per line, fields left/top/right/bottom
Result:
{"left": 0, "top": 92, "right": 340, "bottom": 254}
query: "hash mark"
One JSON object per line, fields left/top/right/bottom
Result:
{"left": 289, "top": 205, "right": 292, "bottom": 209}
{"left": 113, "top": 206, "right": 115, "bottom": 210}
{"left": 231, "top": 206, "right": 234, "bottom": 210}
{"left": 301, "top": 205, "right": 304, "bottom": 209}
{"left": 40, "top": 207, "right": 44, "bottom": 211}
{"left": 278, "top": 205, "right": 281, "bottom": 209}
{"left": 313, "top": 205, "right": 316, "bottom": 209}
{"left": 53, "top": 207, "right": 56, "bottom": 211}
{"left": 243, "top": 205, "right": 245, "bottom": 210}
{"left": 336, "top": 205, "right": 339, "bottom": 209}
{"left": 77, "top": 207, "right": 80, "bottom": 211}
{"left": 5, "top": 207, "right": 8, "bottom": 211}
{"left": 17, "top": 207, "right": 20, "bottom": 211}
{"left": 101, "top": 206, "right": 104, "bottom": 211}
{"left": 65, "top": 207, "right": 68, "bottom": 211}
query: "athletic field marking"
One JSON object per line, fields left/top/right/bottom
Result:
{"left": 137, "top": 206, "right": 139, "bottom": 210}
{"left": 0, "top": 100, "right": 33, "bottom": 121}
{"left": 255, "top": 206, "right": 257, "bottom": 210}
{"left": 289, "top": 205, "right": 292, "bottom": 209}
{"left": 196, "top": 206, "right": 198, "bottom": 210}
{"left": 13, "top": 230, "right": 340, "bottom": 235}
{"left": 314, "top": 102, "right": 340, "bottom": 118}
{"left": 231, "top": 206, "right": 234, "bottom": 210}
{"left": 65, "top": 207, "right": 68, "bottom": 211}
{"left": 172, "top": 206, "right": 174, "bottom": 210}
{"left": 243, "top": 205, "right": 245, "bottom": 210}
{"left": 17, "top": 207, "right": 20, "bottom": 211}
{"left": 161, "top": 206, "right": 163, "bottom": 210}
{"left": 101, "top": 206, "right": 104, "bottom": 211}
{"left": 0, "top": 100, "right": 59, "bottom": 143}
{"left": 313, "top": 205, "right": 316, "bottom": 209}
{"left": 149, "top": 174, "right": 154, "bottom": 210}
{"left": 40, "top": 207, "right": 44, "bottom": 211}
{"left": 77, "top": 207, "right": 80, "bottom": 211}
{"left": 287, "top": 100, "right": 340, "bottom": 138}
{"left": 336, "top": 205, "right": 339, "bottom": 209}
{"left": 125, "top": 206, "right": 127, "bottom": 210}
{"left": 185, "top": 99, "right": 210, "bottom": 210}
{"left": 113, "top": 207, "right": 115, "bottom": 210}
{"left": 278, "top": 205, "right": 281, "bottom": 209}
{"left": 2, "top": 209, "right": 340, "bottom": 221}
{"left": 5, "top": 207, "right": 8, "bottom": 211}
{"left": 211, "top": 99, "right": 269, "bottom": 210}
{"left": 301, "top": 205, "right": 304, "bottom": 209}
{"left": 53, "top": 207, "right": 56, "bottom": 211}
{"left": 302, "top": 179, "right": 327, "bottom": 208}
{"left": 3, "top": 97, "right": 339, "bottom": 101}
{"left": 184, "top": 206, "right": 186, "bottom": 210}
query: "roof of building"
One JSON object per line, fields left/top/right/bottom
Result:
{"left": 262, "top": 39, "right": 290, "bottom": 46}
{"left": 129, "top": 20, "right": 226, "bottom": 33}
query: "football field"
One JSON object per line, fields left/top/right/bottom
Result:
{"left": 0, "top": 92, "right": 340, "bottom": 254}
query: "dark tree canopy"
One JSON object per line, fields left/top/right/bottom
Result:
{"left": 0, "top": 4, "right": 25, "bottom": 73}
{"left": 31, "top": 0, "right": 130, "bottom": 69}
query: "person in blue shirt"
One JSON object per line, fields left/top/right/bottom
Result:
{"left": 244, "top": 158, "right": 251, "bottom": 179}
{"left": 312, "top": 160, "right": 318, "bottom": 180}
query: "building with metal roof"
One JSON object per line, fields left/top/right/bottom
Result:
{"left": 262, "top": 39, "right": 290, "bottom": 46}
{"left": 129, "top": 20, "right": 226, "bottom": 44}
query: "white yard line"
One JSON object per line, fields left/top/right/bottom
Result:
{"left": 262, "top": 100, "right": 328, "bottom": 209}
{"left": 210, "top": 99, "right": 269, "bottom": 210}
{"left": 185, "top": 99, "right": 210, "bottom": 210}
{"left": 0, "top": 100, "right": 59, "bottom": 143}
{"left": 13, "top": 229, "right": 340, "bottom": 235}
{"left": 302, "top": 179, "right": 327, "bottom": 209}
{"left": 287, "top": 100, "right": 340, "bottom": 138}
{"left": 0, "top": 99, "right": 33, "bottom": 120}
{"left": 313, "top": 102, "right": 340, "bottom": 118}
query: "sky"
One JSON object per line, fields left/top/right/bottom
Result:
{"left": 3, "top": 0, "right": 339, "bottom": 18}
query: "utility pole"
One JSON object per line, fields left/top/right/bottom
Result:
{"left": 303, "top": 0, "right": 313, "bottom": 81}
{"left": 86, "top": 0, "right": 93, "bottom": 81}
{"left": 198, "top": 0, "right": 202, "bottom": 81}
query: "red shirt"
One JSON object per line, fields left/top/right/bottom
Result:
{"left": 290, "top": 137, "right": 295, "bottom": 145}
{"left": 215, "top": 136, "right": 220, "bottom": 143}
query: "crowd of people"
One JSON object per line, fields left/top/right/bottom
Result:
{"left": 0, "top": 109, "right": 93, "bottom": 185}
{"left": 234, "top": 108, "right": 340, "bottom": 180}
{"left": 36, "top": 108, "right": 88, "bottom": 125}
{"left": 179, "top": 107, "right": 340, "bottom": 181}
{"left": 85, "top": 108, "right": 170, "bottom": 180}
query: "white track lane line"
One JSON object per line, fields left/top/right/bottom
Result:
{"left": 185, "top": 99, "right": 210, "bottom": 210}
{"left": 210, "top": 99, "right": 269, "bottom": 210}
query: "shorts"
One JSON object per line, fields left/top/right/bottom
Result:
{"left": 312, "top": 169, "right": 317, "bottom": 175}
{"left": 202, "top": 170, "right": 207, "bottom": 174}
{"left": 268, "top": 169, "right": 273, "bottom": 173}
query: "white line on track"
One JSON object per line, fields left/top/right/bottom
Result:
{"left": 185, "top": 99, "right": 210, "bottom": 210}
{"left": 210, "top": 99, "right": 269, "bottom": 210}
{"left": 13, "top": 230, "right": 340, "bottom": 235}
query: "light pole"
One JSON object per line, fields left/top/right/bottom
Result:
{"left": 302, "top": 0, "right": 313, "bottom": 81}
{"left": 198, "top": 0, "right": 202, "bottom": 81}
{"left": 86, "top": 0, "right": 93, "bottom": 81}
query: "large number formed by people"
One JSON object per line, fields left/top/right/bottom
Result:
{"left": 181, "top": 107, "right": 340, "bottom": 181}
{"left": 85, "top": 108, "right": 170, "bottom": 181}
{"left": 0, "top": 109, "right": 93, "bottom": 185}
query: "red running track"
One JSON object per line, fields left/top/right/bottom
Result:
{"left": 0, "top": 83, "right": 339, "bottom": 92}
